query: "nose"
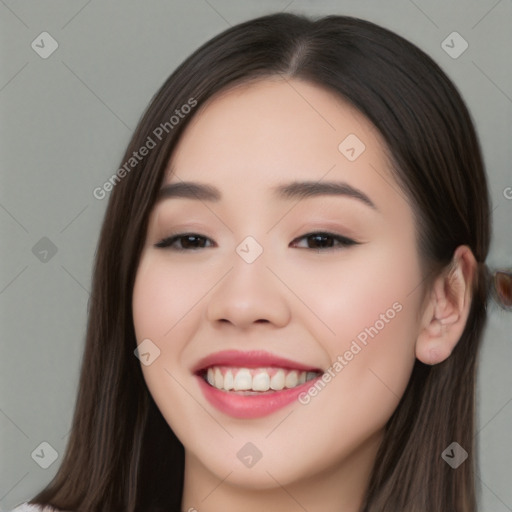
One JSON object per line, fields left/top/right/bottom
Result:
{"left": 205, "top": 253, "right": 291, "bottom": 330}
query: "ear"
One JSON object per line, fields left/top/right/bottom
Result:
{"left": 416, "top": 245, "right": 477, "bottom": 365}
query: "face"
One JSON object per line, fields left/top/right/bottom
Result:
{"left": 132, "top": 78, "right": 427, "bottom": 501}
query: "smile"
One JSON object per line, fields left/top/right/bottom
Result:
{"left": 203, "top": 366, "right": 320, "bottom": 393}
{"left": 193, "top": 350, "right": 324, "bottom": 418}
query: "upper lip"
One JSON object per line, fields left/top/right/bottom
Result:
{"left": 192, "top": 349, "right": 323, "bottom": 374}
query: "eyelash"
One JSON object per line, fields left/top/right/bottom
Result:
{"left": 154, "top": 231, "right": 359, "bottom": 252}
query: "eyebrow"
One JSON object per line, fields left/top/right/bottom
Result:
{"left": 157, "top": 180, "right": 377, "bottom": 210}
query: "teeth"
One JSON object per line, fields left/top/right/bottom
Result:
{"left": 214, "top": 367, "right": 223, "bottom": 389}
{"left": 270, "top": 369, "right": 285, "bottom": 390}
{"left": 233, "top": 369, "right": 252, "bottom": 391}
{"left": 224, "top": 369, "right": 234, "bottom": 390}
{"left": 285, "top": 370, "right": 298, "bottom": 388}
{"left": 204, "top": 366, "right": 320, "bottom": 392}
{"left": 252, "top": 372, "right": 270, "bottom": 391}
{"left": 306, "top": 371, "right": 318, "bottom": 381}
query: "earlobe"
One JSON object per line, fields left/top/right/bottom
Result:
{"left": 416, "top": 246, "right": 477, "bottom": 365}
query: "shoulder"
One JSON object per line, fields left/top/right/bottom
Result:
{"left": 8, "top": 503, "right": 61, "bottom": 512}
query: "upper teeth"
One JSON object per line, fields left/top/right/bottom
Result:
{"left": 205, "top": 366, "right": 319, "bottom": 392}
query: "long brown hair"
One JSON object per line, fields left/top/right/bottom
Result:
{"left": 30, "top": 12, "right": 491, "bottom": 511}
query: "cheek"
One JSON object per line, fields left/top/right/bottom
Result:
{"left": 313, "top": 303, "right": 418, "bottom": 465}
{"left": 287, "top": 243, "right": 422, "bottom": 420}
{"left": 131, "top": 254, "right": 203, "bottom": 407}
{"left": 132, "top": 255, "right": 204, "bottom": 343}
{"left": 290, "top": 283, "right": 419, "bottom": 472}
{"left": 131, "top": 255, "right": 209, "bottom": 436}
{"left": 282, "top": 240, "right": 422, "bottom": 345}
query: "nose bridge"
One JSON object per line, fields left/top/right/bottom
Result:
{"left": 205, "top": 234, "right": 291, "bottom": 327}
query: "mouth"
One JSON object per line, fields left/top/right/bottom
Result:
{"left": 192, "top": 350, "right": 324, "bottom": 418}
{"left": 198, "top": 366, "right": 322, "bottom": 394}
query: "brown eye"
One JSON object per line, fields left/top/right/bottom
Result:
{"left": 155, "top": 233, "right": 213, "bottom": 251}
{"left": 291, "top": 232, "right": 358, "bottom": 251}
{"left": 307, "top": 234, "right": 336, "bottom": 249}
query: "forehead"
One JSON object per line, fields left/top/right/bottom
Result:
{"left": 164, "top": 78, "right": 396, "bottom": 203}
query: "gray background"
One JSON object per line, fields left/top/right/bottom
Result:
{"left": 0, "top": 0, "right": 511, "bottom": 510}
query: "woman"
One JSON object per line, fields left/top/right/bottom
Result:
{"left": 13, "top": 11, "right": 511, "bottom": 512}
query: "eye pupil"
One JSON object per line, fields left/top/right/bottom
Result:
{"left": 308, "top": 234, "right": 333, "bottom": 249}
{"left": 182, "top": 235, "right": 205, "bottom": 249}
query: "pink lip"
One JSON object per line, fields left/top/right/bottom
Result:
{"left": 192, "top": 350, "right": 323, "bottom": 419}
{"left": 196, "top": 375, "right": 321, "bottom": 418}
{"left": 192, "top": 349, "right": 321, "bottom": 373}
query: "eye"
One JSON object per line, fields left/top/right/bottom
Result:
{"left": 154, "top": 233, "right": 214, "bottom": 251}
{"left": 290, "top": 231, "right": 358, "bottom": 250}
{"left": 154, "top": 231, "right": 359, "bottom": 252}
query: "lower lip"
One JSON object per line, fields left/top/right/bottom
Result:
{"left": 196, "top": 374, "right": 320, "bottom": 419}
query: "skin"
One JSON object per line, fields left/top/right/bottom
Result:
{"left": 132, "top": 78, "right": 476, "bottom": 512}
